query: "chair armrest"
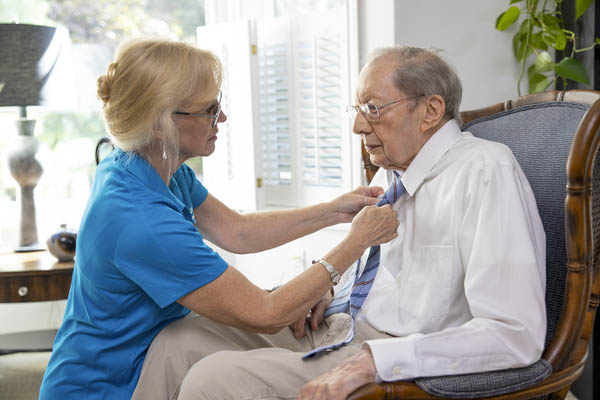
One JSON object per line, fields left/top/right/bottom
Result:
{"left": 349, "top": 381, "right": 437, "bottom": 400}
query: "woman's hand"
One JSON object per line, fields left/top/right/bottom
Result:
{"left": 347, "top": 204, "right": 398, "bottom": 249}
{"left": 330, "top": 186, "right": 385, "bottom": 224}
{"left": 289, "top": 289, "right": 333, "bottom": 339}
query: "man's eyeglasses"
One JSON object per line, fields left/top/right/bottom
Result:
{"left": 346, "top": 95, "right": 423, "bottom": 122}
{"left": 174, "top": 92, "right": 222, "bottom": 128}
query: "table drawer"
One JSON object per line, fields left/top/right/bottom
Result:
{"left": 0, "top": 273, "right": 72, "bottom": 302}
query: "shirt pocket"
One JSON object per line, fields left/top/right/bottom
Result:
{"left": 399, "top": 245, "right": 455, "bottom": 320}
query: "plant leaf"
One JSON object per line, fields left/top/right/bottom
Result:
{"left": 542, "top": 26, "right": 567, "bottom": 51}
{"left": 529, "top": 72, "right": 552, "bottom": 93}
{"left": 496, "top": 6, "right": 521, "bottom": 31}
{"left": 554, "top": 57, "right": 591, "bottom": 84}
{"left": 530, "top": 32, "right": 548, "bottom": 50}
{"left": 541, "top": 14, "right": 561, "bottom": 29}
{"left": 510, "top": 0, "right": 524, "bottom": 3}
{"left": 576, "top": 0, "right": 593, "bottom": 20}
{"left": 519, "top": 18, "right": 530, "bottom": 34}
{"left": 535, "top": 51, "right": 554, "bottom": 72}
{"left": 513, "top": 32, "right": 529, "bottom": 61}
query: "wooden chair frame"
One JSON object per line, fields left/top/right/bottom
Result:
{"left": 350, "top": 90, "right": 600, "bottom": 400}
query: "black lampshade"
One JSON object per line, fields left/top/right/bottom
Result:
{"left": 0, "top": 23, "right": 75, "bottom": 108}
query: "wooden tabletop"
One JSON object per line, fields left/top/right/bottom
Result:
{"left": 0, "top": 250, "right": 74, "bottom": 302}
{"left": 0, "top": 250, "right": 74, "bottom": 276}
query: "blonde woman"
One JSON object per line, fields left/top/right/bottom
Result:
{"left": 38, "top": 38, "right": 398, "bottom": 399}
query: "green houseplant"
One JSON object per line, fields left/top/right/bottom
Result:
{"left": 496, "top": 0, "right": 600, "bottom": 95}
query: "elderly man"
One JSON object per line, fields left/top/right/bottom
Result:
{"left": 133, "top": 46, "right": 546, "bottom": 400}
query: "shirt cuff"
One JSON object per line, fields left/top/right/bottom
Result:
{"left": 364, "top": 335, "right": 423, "bottom": 381}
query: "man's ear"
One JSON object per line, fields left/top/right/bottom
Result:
{"left": 420, "top": 95, "right": 446, "bottom": 132}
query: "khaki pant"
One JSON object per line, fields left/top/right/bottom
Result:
{"left": 132, "top": 313, "right": 392, "bottom": 400}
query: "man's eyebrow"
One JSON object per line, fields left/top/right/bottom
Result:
{"left": 357, "top": 93, "right": 375, "bottom": 104}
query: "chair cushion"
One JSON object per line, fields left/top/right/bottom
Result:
{"left": 415, "top": 359, "right": 552, "bottom": 399}
{"left": 0, "top": 352, "right": 51, "bottom": 400}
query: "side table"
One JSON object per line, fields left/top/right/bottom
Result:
{"left": 0, "top": 250, "right": 74, "bottom": 303}
{"left": 0, "top": 250, "right": 74, "bottom": 352}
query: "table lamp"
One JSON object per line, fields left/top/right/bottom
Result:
{"left": 0, "top": 23, "right": 75, "bottom": 252}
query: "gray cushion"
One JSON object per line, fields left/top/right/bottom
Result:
{"left": 415, "top": 359, "right": 552, "bottom": 399}
{"left": 0, "top": 352, "right": 51, "bottom": 400}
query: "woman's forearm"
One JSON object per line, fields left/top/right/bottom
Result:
{"left": 195, "top": 188, "right": 381, "bottom": 254}
{"left": 233, "top": 202, "right": 338, "bottom": 254}
{"left": 179, "top": 235, "right": 366, "bottom": 334}
{"left": 261, "top": 235, "right": 367, "bottom": 329}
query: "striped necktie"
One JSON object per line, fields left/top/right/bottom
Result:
{"left": 303, "top": 172, "right": 405, "bottom": 359}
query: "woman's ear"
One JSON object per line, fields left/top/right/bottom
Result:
{"left": 420, "top": 95, "right": 446, "bottom": 132}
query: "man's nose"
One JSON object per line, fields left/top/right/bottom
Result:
{"left": 352, "top": 110, "right": 372, "bottom": 136}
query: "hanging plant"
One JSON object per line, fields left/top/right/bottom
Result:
{"left": 496, "top": 0, "right": 600, "bottom": 95}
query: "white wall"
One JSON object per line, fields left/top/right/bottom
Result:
{"left": 390, "top": 1, "right": 522, "bottom": 110}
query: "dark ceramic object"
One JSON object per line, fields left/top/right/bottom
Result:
{"left": 47, "top": 224, "right": 77, "bottom": 262}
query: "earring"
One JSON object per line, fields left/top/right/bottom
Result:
{"left": 162, "top": 145, "right": 167, "bottom": 160}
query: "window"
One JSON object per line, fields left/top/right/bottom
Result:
{"left": 199, "top": 0, "right": 358, "bottom": 211}
{"left": 0, "top": 0, "right": 206, "bottom": 250}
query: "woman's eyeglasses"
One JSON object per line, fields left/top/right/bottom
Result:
{"left": 174, "top": 92, "right": 222, "bottom": 128}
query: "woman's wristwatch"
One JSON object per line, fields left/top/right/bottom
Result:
{"left": 313, "top": 259, "right": 340, "bottom": 286}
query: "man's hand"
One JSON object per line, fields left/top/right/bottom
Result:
{"left": 297, "top": 348, "right": 377, "bottom": 400}
{"left": 290, "top": 289, "right": 333, "bottom": 339}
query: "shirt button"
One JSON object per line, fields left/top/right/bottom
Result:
{"left": 392, "top": 366, "right": 402, "bottom": 376}
{"left": 449, "top": 362, "right": 458, "bottom": 370}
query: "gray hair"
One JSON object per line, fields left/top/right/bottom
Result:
{"left": 369, "top": 46, "right": 463, "bottom": 126}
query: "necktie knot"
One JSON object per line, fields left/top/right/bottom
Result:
{"left": 378, "top": 171, "right": 405, "bottom": 206}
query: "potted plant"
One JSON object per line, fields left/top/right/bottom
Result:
{"left": 496, "top": 0, "right": 600, "bottom": 95}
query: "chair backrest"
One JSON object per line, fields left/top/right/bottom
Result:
{"left": 463, "top": 96, "right": 586, "bottom": 350}
{"left": 361, "top": 90, "right": 600, "bottom": 372}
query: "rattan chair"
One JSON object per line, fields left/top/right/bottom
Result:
{"left": 350, "top": 90, "right": 600, "bottom": 400}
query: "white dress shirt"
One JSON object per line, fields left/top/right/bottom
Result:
{"left": 342, "top": 119, "right": 546, "bottom": 381}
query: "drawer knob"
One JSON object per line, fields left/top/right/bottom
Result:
{"left": 18, "top": 286, "right": 29, "bottom": 297}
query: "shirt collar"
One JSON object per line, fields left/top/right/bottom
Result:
{"left": 399, "top": 119, "right": 463, "bottom": 196}
{"left": 114, "top": 148, "right": 186, "bottom": 212}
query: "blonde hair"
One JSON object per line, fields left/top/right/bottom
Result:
{"left": 97, "top": 38, "right": 222, "bottom": 172}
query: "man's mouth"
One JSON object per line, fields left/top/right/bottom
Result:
{"left": 365, "top": 144, "right": 381, "bottom": 152}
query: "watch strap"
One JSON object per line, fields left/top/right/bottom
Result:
{"left": 313, "top": 259, "right": 340, "bottom": 286}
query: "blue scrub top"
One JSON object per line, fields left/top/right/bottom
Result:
{"left": 40, "top": 149, "right": 229, "bottom": 399}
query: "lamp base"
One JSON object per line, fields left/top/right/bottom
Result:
{"left": 14, "top": 244, "right": 46, "bottom": 253}
{"left": 7, "top": 114, "right": 44, "bottom": 253}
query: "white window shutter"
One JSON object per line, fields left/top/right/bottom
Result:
{"left": 196, "top": 20, "right": 264, "bottom": 212}
{"left": 197, "top": 6, "right": 353, "bottom": 210}
{"left": 292, "top": 9, "right": 352, "bottom": 205}
{"left": 255, "top": 17, "right": 297, "bottom": 207}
